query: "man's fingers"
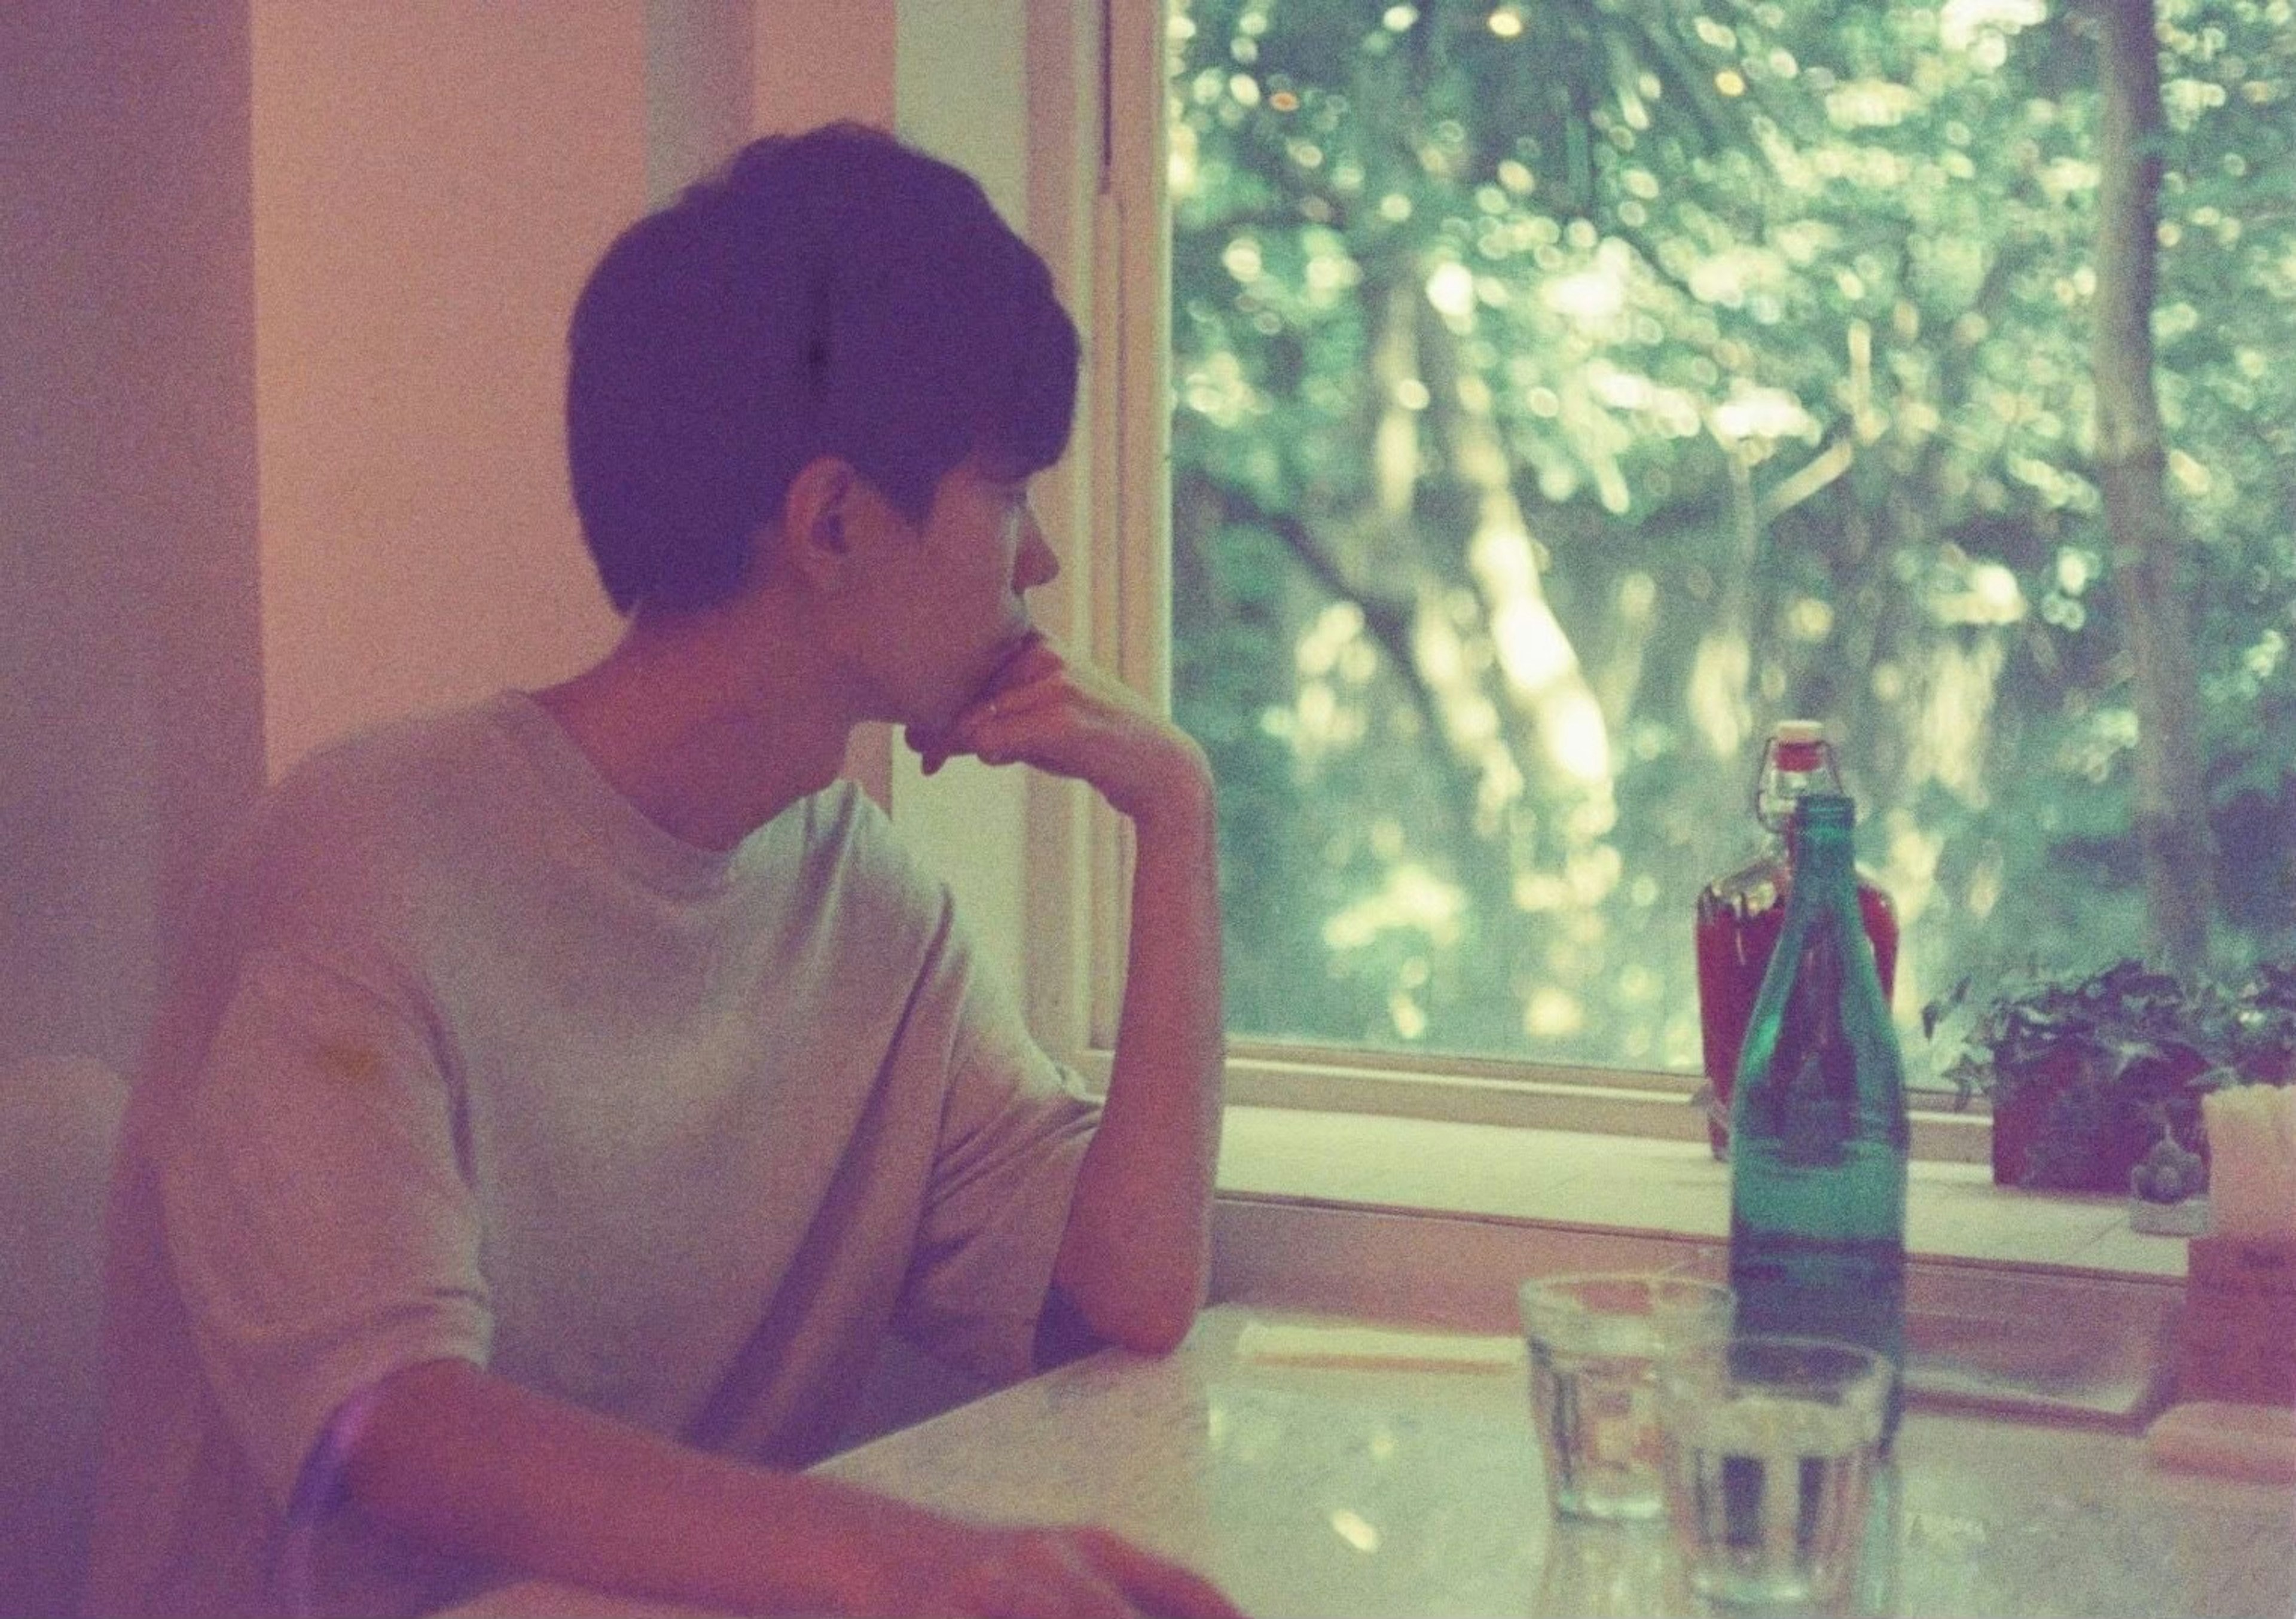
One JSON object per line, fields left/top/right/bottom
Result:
{"left": 1076, "top": 1531, "right": 1247, "bottom": 1619}
{"left": 903, "top": 726, "right": 954, "bottom": 775}
{"left": 947, "top": 674, "right": 1076, "bottom": 761}
{"left": 974, "top": 633, "right": 1062, "bottom": 708}
{"left": 919, "top": 643, "right": 1184, "bottom": 805}
{"left": 958, "top": 1531, "right": 1135, "bottom": 1619}
{"left": 976, "top": 676, "right": 1069, "bottom": 719}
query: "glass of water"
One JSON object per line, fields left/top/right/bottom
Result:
{"left": 1518, "top": 1273, "right": 1736, "bottom": 1521}
{"left": 1657, "top": 1334, "right": 1891, "bottom": 1609}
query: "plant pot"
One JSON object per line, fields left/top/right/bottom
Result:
{"left": 1990, "top": 1045, "right": 2212, "bottom": 1193}
{"left": 1989, "top": 1047, "right": 2088, "bottom": 1188}
{"left": 1990, "top": 1085, "right": 2044, "bottom": 1187}
{"left": 2129, "top": 1194, "right": 2210, "bottom": 1236}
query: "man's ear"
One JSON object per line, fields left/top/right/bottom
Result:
{"left": 776, "top": 455, "right": 860, "bottom": 593}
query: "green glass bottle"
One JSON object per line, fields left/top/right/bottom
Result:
{"left": 1727, "top": 792, "right": 1909, "bottom": 1446}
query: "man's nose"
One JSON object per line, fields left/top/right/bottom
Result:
{"left": 1016, "top": 509, "right": 1060, "bottom": 592}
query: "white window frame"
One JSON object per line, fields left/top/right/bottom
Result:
{"left": 1027, "top": 0, "right": 1990, "bottom": 1165}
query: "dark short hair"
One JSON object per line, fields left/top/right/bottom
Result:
{"left": 566, "top": 123, "right": 1079, "bottom": 615}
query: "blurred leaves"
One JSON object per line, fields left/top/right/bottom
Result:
{"left": 1171, "top": 0, "right": 2296, "bottom": 1070}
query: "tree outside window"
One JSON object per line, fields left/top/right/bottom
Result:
{"left": 1170, "top": 0, "right": 2296, "bottom": 1075}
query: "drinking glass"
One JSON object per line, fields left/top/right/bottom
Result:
{"left": 1517, "top": 1272, "right": 1735, "bottom": 1520}
{"left": 1532, "top": 1522, "right": 1689, "bottom": 1618}
{"left": 1657, "top": 1334, "right": 1891, "bottom": 1609}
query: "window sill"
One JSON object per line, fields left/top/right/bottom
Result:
{"left": 1213, "top": 1102, "right": 2184, "bottom": 1281}
{"left": 1215, "top": 1045, "right": 1993, "bottom": 1163}
{"left": 1068, "top": 1044, "right": 2175, "bottom": 1278}
{"left": 1207, "top": 1105, "right": 2189, "bottom": 1428}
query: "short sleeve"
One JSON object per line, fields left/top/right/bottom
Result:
{"left": 158, "top": 947, "right": 491, "bottom": 1508}
{"left": 886, "top": 903, "right": 1100, "bottom": 1383}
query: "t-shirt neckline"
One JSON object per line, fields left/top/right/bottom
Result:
{"left": 489, "top": 690, "right": 747, "bottom": 899}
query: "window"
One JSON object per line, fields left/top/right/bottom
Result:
{"left": 1161, "top": 0, "right": 2296, "bottom": 1101}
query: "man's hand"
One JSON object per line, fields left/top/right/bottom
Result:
{"left": 908, "top": 633, "right": 1224, "bottom": 1360}
{"left": 843, "top": 1516, "right": 1245, "bottom": 1618}
{"left": 907, "top": 636, "right": 1211, "bottom": 831}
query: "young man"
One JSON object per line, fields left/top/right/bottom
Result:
{"left": 89, "top": 124, "right": 1238, "bottom": 1619}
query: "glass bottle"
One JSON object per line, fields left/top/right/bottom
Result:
{"left": 1726, "top": 792, "right": 1909, "bottom": 1449}
{"left": 1694, "top": 722, "right": 1900, "bottom": 1160}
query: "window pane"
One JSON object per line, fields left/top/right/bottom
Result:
{"left": 1169, "top": 0, "right": 2296, "bottom": 1075}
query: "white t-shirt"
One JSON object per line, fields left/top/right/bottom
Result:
{"left": 87, "top": 694, "right": 1100, "bottom": 1619}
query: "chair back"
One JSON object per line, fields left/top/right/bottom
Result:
{"left": 0, "top": 1056, "right": 127, "bottom": 1619}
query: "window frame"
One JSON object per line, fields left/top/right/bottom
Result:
{"left": 1034, "top": 0, "right": 1990, "bottom": 1166}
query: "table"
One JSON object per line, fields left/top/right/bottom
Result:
{"left": 459, "top": 1304, "right": 2294, "bottom": 1618}
{"left": 817, "top": 1305, "right": 2292, "bottom": 1618}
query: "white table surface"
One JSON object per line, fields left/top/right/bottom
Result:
{"left": 457, "top": 1303, "right": 2295, "bottom": 1618}
{"left": 820, "top": 1305, "right": 2292, "bottom": 1618}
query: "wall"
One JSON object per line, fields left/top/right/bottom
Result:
{"left": 1, "top": 16, "right": 258, "bottom": 1602}
{"left": 251, "top": 3, "right": 639, "bottom": 775}
{"left": 0, "top": 4, "right": 264, "bottom": 1071}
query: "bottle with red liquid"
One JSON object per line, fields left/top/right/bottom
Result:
{"left": 1693, "top": 722, "right": 1899, "bottom": 1160}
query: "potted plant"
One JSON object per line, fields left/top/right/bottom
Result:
{"left": 1926, "top": 958, "right": 2296, "bottom": 1194}
{"left": 2223, "top": 959, "right": 2296, "bottom": 1087}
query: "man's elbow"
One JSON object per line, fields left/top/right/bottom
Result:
{"left": 1053, "top": 1221, "right": 1212, "bottom": 1358}
{"left": 1091, "top": 1277, "right": 1207, "bottom": 1358}
{"left": 1110, "top": 1311, "right": 1192, "bottom": 1359}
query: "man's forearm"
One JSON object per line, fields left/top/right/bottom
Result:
{"left": 339, "top": 1358, "right": 1243, "bottom": 1617}
{"left": 341, "top": 1359, "right": 927, "bottom": 1615}
{"left": 1053, "top": 768, "right": 1224, "bottom": 1354}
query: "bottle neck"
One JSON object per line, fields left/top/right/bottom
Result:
{"left": 1787, "top": 797, "right": 1860, "bottom": 899}
{"left": 1775, "top": 769, "right": 1832, "bottom": 807}
{"left": 1756, "top": 737, "right": 1844, "bottom": 834}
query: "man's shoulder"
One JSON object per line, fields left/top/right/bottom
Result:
{"left": 270, "top": 696, "right": 514, "bottom": 813}
{"left": 725, "top": 780, "right": 961, "bottom": 987}
{"left": 777, "top": 778, "right": 944, "bottom": 906}
{"left": 217, "top": 698, "right": 529, "bottom": 921}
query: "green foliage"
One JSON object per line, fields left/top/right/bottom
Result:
{"left": 1171, "top": 0, "right": 2296, "bottom": 1070}
{"left": 1932, "top": 959, "right": 2222, "bottom": 1105}
{"left": 1925, "top": 955, "right": 2296, "bottom": 1189}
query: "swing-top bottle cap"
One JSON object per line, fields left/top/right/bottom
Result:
{"left": 1770, "top": 719, "right": 1828, "bottom": 772}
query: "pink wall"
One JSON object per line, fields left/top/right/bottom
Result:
{"left": 252, "top": 1, "right": 904, "bottom": 778}
{"left": 757, "top": 0, "right": 896, "bottom": 136}
{"left": 252, "top": 4, "right": 642, "bottom": 774}
{"left": 1, "top": 4, "right": 264, "bottom": 1070}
